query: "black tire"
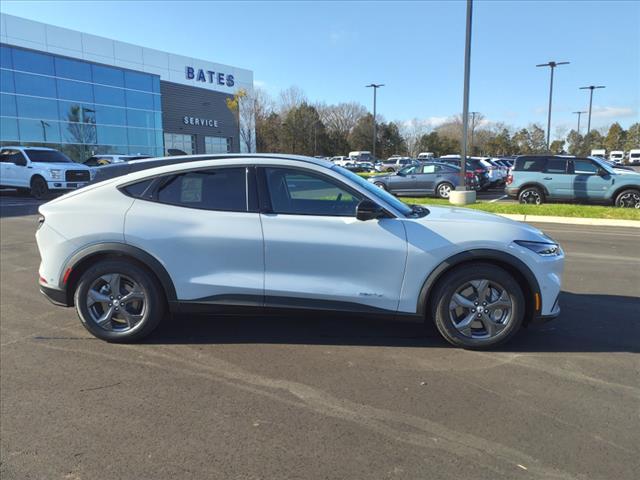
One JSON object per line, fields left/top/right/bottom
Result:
{"left": 374, "top": 181, "right": 387, "bottom": 191}
{"left": 518, "top": 186, "right": 544, "bottom": 205}
{"left": 614, "top": 189, "right": 640, "bottom": 209}
{"left": 74, "top": 259, "right": 165, "bottom": 342}
{"left": 436, "top": 182, "right": 454, "bottom": 199}
{"left": 30, "top": 176, "right": 48, "bottom": 200}
{"left": 430, "top": 263, "right": 525, "bottom": 349}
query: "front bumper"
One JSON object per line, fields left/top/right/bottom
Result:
{"left": 47, "top": 181, "right": 89, "bottom": 190}
{"left": 39, "top": 283, "right": 71, "bottom": 307}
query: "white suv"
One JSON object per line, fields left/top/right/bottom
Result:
{"left": 0, "top": 147, "right": 93, "bottom": 199}
{"left": 36, "top": 154, "right": 564, "bottom": 349}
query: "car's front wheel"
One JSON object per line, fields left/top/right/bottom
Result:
{"left": 614, "top": 189, "right": 640, "bottom": 208}
{"left": 430, "top": 263, "right": 525, "bottom": 349}
{"left": 374, "top": 181, "right": 387, "bottom": 191}
{"left": 30, "top": 176, "right": 48, "bottom": 200}
{"left": 519, "top": 187, "right": 544, "bottom": 205}
{"left": 74, "top": 259, "right": 165, "bottom": 342}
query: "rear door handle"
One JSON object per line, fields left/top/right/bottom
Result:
{"left": 543, "top": 177, "right": 552, "bottom": 180}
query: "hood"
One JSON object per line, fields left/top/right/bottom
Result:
{"left": 613, "top": 168, "right": 639, "bottom": 175}
{"left": 36, "top": 162, "right": 91, "bottom": 169}
{"left": 408, "top": 205, "right": 548, "bottom": 242}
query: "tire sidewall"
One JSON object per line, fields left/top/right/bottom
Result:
{"left": 431, "top": 264, "right": 525, "bottom": 349}
{"left": 436, "top": 182, "right": 453, "bottom": 199}
{"left": 615, "top": 189, "right": 640, "bottom": 208}
{"left": 374, "top": 182, "right": 387, "bottom": 190}
{"left": 31, "top": 176, "right": 48, "bottom": 200}
{"left": 74, "top": 259, "right": 164, "bottom": 342}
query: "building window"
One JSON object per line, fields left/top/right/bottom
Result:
{"left": 0, "top": 44, "right": 163, "bottom": 161}
{"left": 204, "top": 136, "right": 231, "bottom": 154}
{"left": 164, "top": 133, "right": 195, "bottom": 155}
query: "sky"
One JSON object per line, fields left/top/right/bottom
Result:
{"left": 2, "top": 0, "right": 639, "bottom": 136}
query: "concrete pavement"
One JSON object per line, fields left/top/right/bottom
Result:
{"left": 1, "top": 216, "right": 639, "bottom": 480}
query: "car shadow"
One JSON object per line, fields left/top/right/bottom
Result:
{"left": 145, "top": 291, "right": 640, "bottom": 353}
{"left": 0, "top": 188, "right": 51, "bottom": 218}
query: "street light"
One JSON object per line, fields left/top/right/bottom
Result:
{"left": 536, "top": 60, "right": 570, "bottom": 150}
{"left": 579, "top": 85, "right": 606, "bottom": 136}
{"left": 572, "top": 110, "right": 587, "bottom": 135}
{"left": 459, "top": 0, "right": 473, "bottom": 190}
{"left": 365, "top": 83, "right": 384, "bottom": 160}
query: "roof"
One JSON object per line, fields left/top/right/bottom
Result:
{"left": 1, "top": 146, "right": 57, "bottom": 151}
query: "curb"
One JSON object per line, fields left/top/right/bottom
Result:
{"left": 496, "top": 213, "right": 640, "bottom": 228}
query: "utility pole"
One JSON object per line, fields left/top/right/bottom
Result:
{"left": 459, "top": 0, "right": 473, "bottom": 189}
{"left": 366, "top": 83, "right": 384, "bottom": 160}
{"left": 536, "top": 61, "right": 570, "bottom": 151}
{"left": 469, "top": 111, "right": 479, "bottom": 156}
{"left": 572, "top": 110, "right": 587, "bottom": 135}
{"left": 579, "top": 85, "right": 606, "bottom": 136}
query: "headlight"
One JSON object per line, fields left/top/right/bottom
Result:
{"left": 49, "top": 169, "right": 62, "bottom": 180}
{"left": 515, "top": 240, "right": 561, "bottom": 257}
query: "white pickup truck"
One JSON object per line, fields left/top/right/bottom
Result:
{"left": 0, "top": 147, "right": 93, "bottom": 199}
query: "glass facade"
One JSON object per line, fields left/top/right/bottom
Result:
{"left": 204, "top": 135, "right": 232, "bottom": 154}
{"left": 164, "top": 133, "right": 195, "bottom": 155}
{"left": 0, "top": 44, "right": 163, "bottom": 162}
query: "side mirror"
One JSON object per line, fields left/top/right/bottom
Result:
{"left": 597, "top": 168, "right": 608, "bottom": 177}
{"left": 397, "top": 170, "right": 405, "bottom": 176}
{"left": 356, "top": 199, "right": 384, "bottom": 221}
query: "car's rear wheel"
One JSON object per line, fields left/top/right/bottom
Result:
{"left": 519, "top": 187, "right": 544, "bottom": 205}
{"left": 386, "top": 168, "right": 395, "bottom": 172}
{"left": 374, "top": 181, "right": 387, "bottom": 191}
{"left": 430, "top": 263, "right": 525, "bottom": 349}
{"left": 30, "top": 176, "right": 48, "bottom": 200}
{"left": 614, "top": 189, "right": 640, "bottom": 208}
{"left": 436, "top": 182, "right": 453, "bottom": 199}
{"left": 74, "top": 259, "right": 165, "bottom": 342}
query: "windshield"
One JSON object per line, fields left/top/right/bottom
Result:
{"left": 25, "top": 150, "right": 73, "bottom": 163}
{"left": 332, "top": 166, "right": 413, "bottom": 216}
{"left": 589, "top": 156, "right": 616, "bottom": 174}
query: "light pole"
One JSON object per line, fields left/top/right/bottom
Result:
{"left": 458, "top": 0, "right": 473, "bottom": 191}
{"left": 536, "top": 60, "right": 570, "bottom": 151}
{"left": 469, "top": 111, "right": 479, "bottom": 156}
{"left": 579, "top": 85, "right": 606, "bottom": 136}
{"left": 572, "top": 110, "right": 587, "bottom": 135}
{"left": 366, "top": 83, "right": 384, "bottom": 160}
{"left": 40, "top": 120, "right": 50, "bottom": 142}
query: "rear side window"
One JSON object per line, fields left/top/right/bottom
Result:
{"left": 155, "top": 168, "right": 247, "bottom": 212}
{"left": 515, "top": 157, "right": 546, "bottom": 172}
{"left": 544, "top": 158, "right": 568, "bottom": 174}
{"left": 121, "top": 179, "right": 154, "bottom": 198}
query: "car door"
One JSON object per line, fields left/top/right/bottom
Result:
{"left": 541, "top": 157, "right": 571, "bottom": 200}
{"left": 570, "top": 158, "right": 612, "bottom": 202}
{"left": 124, "top": 166, "right": 265, "bottom": 303}
{"left": 387, "top": 165, "right": 419, "bottom": 193}
{"left": 413, "top": 163, "right": 438, "bottom": 193}
{"left": 0, "top": 149, "right": 16, "bottom": 185}
{"left": 0, "top": 149, "right": 28, "bottom": 187}
{"left": 259, "top": 166, "right": 407, "bottom": 313}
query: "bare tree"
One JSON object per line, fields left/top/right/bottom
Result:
{"left": 399, "top": 118, "right": 429, "bottom": 157}
{"left": 316, "top": 102, "right": 367, "bottom": 137}
{"left": 278, "top": 86, "right": 307, "bottom": 114}
{"left": 226, "top": 87, "right": 273, "bottom": 153}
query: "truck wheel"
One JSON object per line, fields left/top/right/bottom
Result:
{"left": 30, "top": 176, "right": 48, "bottom": 200}
{"left": 615, "top": 189, "right": 640, "bottom": 208}
{"left": 519, "top": 187, "right": 544, "bottom": 205}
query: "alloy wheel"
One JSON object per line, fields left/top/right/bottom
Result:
{"left": 448, "top": 279, "right": 513, "bottom": 340}
{"left": 438, "top": 184, "right": 452, "bottom": 198}
{"left": 617, "top": 192, "right": 640, "bottom": 209}
{"left": 86, "top": 273, "right": 146, "bottom": 332}
{"left": 520, "top": 190, "right": 541, "bottom": 205}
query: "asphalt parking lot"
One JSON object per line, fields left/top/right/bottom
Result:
{"left": 1, "top": 212, "right": 639, "bottom": 479}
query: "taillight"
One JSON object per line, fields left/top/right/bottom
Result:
{"left": 506, "top": 173, "right": 513, "bottom": 185}
{"left": 465, "top": 172, "right": 474, "bottom": 178}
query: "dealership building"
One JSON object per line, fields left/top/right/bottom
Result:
{"left": 0, "top": 13, "right": 254, "bottom": 162}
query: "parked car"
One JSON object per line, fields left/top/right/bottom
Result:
{"left": 84, "top": 154, "right": 153, "bottom": 166}
{"left": 476, "top": 158, "right": 505, "bottom": 186}
{"left": 376, "top": 157, "right": 417, "bottom": 173}
{"left": 590, "top": 149, "right": 606, "bottom": 158}
{"left": 0, "top": 147, "right": 93, "bottom": 199}
{"left": 434, "top": 157, "right": 491, "bottom": 191}
{"left": 628, "top": 149, "right": 640, "bottom": 165}
{"left": 417, "top": 152, "right": 435, "bottom": 160}
{"left": 505, "top": 155, "right": 640, "bottom": 207}
{"left": 369, "top": 162, "right": 479, "bottom": 198}
{"left": 330, "top": 156, "right": 351, "bottom": 166}
{"left": 348, "top": 151, "right": 373, "bottom": 162}
{"left": 36, "top": 154, "right": 563, "bottom": 349}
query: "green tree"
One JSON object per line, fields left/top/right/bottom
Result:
{"left": 549, "top": 139, "right": 565, "bottom": 154}
{"left": 484, "top": 128, "right": 513, "bottom": 156}
{"left": 623, "top": 123, "right": 640, "bottom": 151}
{"left": 566, "top": 130, "right": 586, "bottom": 156}
{"left": 280, "top": 103, "right": 327, "bottom": 156}
{"left": 378, "top": 121, "right": 406, "bottom": 159}
{"left": 604, "top": 122, "right": 626, "bottom": 153}
{"left": 584, "top": 130, "right": 605, "bottom": 152}
{"left": 348, "top": 114, "right": 375, "bottom": 153}
{"left": 256, "top": 112, "right": 282, "bottom": 153}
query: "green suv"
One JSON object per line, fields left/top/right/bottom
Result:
{"left": 505, "top": 155, "right": 640, "bottom": 208}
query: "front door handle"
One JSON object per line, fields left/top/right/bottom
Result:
{"left": 543, "top": 177, "right": 552, "bottom": 180}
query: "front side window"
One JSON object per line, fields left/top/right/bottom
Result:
{"left": 573, "top": 159, "right": 598, "bottom": 175}
{"left": 0, "top": 149, "right": 26, "bottom": 164}
{"left": 265, "top": 168, "right": 362, "bottom": 216}
{"left": 156, "top": 168, "right": 247, "bottom": 212}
